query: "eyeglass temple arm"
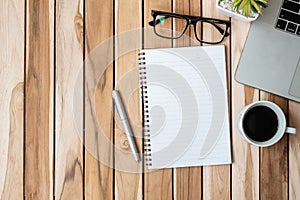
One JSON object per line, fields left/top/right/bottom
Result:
{"left": 210, "top": 22, "right": 230, "bottom": 36}
{"left": 148, "top": 16, "right": 171, "bottom": 26}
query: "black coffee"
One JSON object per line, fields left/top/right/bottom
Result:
{"left": 243, "top": 106, "right": 278, "bottom": 142}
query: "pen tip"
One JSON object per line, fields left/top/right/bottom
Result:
{"left": 135, "top": 155, "right": 140, "bottom": 163}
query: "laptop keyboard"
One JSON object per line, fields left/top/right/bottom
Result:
{"left": 275, "top": 0, "right": 300, "bottom": 36}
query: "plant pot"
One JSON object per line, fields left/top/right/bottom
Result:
{"left": 216, "top": 0, "right": 259, "bottom": 22}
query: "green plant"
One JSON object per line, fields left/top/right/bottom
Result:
{"left": 233, "top": 0, "right": 268, "bottom": 17}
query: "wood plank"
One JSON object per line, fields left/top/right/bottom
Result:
{"left": 202, "top": 1, "right": 231, "bottom": 199}
{"left": 55, "top": 0, "right": 84, "bottom": 198}
{"left": 114, "top": 0, "right": 143, "bottom": 199}
{"left": 84, "top": 0, "right": 114, "bottom": 199}
{"left": 144, "top": 1, "right": 173, "bottom": 200}
{"left": 144, "top": 1, "right": 173, "bottom": 49}
{"left": 0, "top": 84, "right": 24, "bottom": 199}
{"left": 289, "top": 101, "right": 300, "bottom": 200}
{"left": 231, "top": 19, "right": 260, "bottom": 200}
{"left": 259, "top": 93, "right": 288, "bottom": 200}
{"left": 174, "top": 167, "right": 202, "bottom": 200}
{"left": 189, "top": 0, "right": 202, "bottom": 45}
{"left": 25, "top": 0, "right": 53, "bottom": 199}
{"left": 172, "top": 1, "right": 202, "bottom": 199}
{"left": 0, "top": 0, "right": 24, "bottom": 198}
{"left": 49, "top": 0, "right": 55, "bottom": 198}
{"left": 173, "top": 0, "right": 193, "bottom": 47}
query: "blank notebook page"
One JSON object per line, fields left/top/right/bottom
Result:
{"left": 139, "top": 45, "right": 231, "bottom": 169}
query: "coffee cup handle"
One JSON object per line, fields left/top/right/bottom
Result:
{"left": 285, "top": 127, "right": 297, "bottom": 134}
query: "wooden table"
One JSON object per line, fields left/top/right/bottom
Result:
{"left": 1, "top": 0, "right": 300, "bottom": 199}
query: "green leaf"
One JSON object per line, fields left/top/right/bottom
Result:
{"left": 242, "top": 1, "right": 251, "bottom": 16}
{"left": 251, "top": 0, "right": 263, "bottom": 13}
{"left": 239, "top": 0, "right": 251, "bottom": 10}
{"left": 233, "top": 0, "right": 242, "bottom": 9}
{"left": 251, "top": 5, "right": 258, "bottom": 13}
{"left": 256, "top": 0, "right": 268, "bottom": 8}
{"left": 233, "top": 0, "right": 268, "bottom": 16}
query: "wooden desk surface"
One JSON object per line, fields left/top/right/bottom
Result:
{"left": 1, "top": 0, "right": 300, "bottom": 199}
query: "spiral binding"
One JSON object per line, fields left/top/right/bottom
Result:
{"left": 138, "top": 51, "right": 152, "bottom": 167}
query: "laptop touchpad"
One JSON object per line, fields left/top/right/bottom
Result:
{"left": 289, "top": 57, "right": 300, "bottom": 98}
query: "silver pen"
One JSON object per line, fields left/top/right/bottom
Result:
{"left": 112, "top": 90, "right": 140, "bottom": 162}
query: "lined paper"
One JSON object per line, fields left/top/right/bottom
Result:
{"left": 140, "top": 46, "right": 231, "bottom": 169}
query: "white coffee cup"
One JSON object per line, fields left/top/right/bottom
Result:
{"left": 237, "top": 101, "right": 296, "bottom": 147}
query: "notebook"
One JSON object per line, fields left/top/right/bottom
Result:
{"left": 139, "top": 46, "right": 231, "bottom": 169}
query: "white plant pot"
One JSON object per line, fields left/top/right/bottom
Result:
{"left": 216, "top": 0, "right": 259, "bottom": 22}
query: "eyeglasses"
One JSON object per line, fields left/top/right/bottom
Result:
{"left": 149, "top": 10, "right": 231, "bottom": 44}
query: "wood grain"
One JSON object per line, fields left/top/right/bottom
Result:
{"left": 231, "top": 19, "right": 260, "bottom": 200}
{"left": 2, "top": 1, "right": 300, "bottom": 199}
{"left": 0, "top": 0, "right": 24, "bottom": 198}
{"left": 173, "top": 0, "right": 193, "bottom": 47}
{"left": 84, "top": 0, "right": 114, "bottom": 199}
{"left": 25, "top": 0, "right": 53, "bottom": 199}
{"left": 172, "top": 1, "right": 202, "bottom": 199}
{"left": 144, "top": 1, "right": 173, "bottom": 200}
{"left": 174, "top": 167, "right": 202, "bottom": 200}
{"left": 202, "top": 1, "right": 231, "bottom": 200}
{"left": 289, "top": 101, "right": 300, "bottom": 200}
{"left": 0, "top": 83, "right": 24, "bottom": 199}
{"left": 49, "top": 0, "right": 55, "bottom": 197}
{"left": 260, "top": 93, "right": 288, "bottom": 200}
{"left": 144, "top": 1, "right": 173, "bottom": 49}
{"left": 55, "top": 0, "right": 84, "bottom": 198}
{"left": 114, "top": 0, "right": 143, "bottom": 199}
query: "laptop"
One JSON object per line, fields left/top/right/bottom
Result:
{"left": 235, "top": 0, "right": 300, "bottom": 102}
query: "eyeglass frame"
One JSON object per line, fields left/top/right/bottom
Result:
{"left": 149, "top": 10, "right": 231, "bottom": 44}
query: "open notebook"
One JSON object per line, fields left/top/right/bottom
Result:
{"left": 139, "top": 46, "right": 231, "bottom": 169}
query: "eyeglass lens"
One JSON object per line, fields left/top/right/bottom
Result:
{"left": 154, "top": 15, "right": 187, "bottom": 38}
{"left": 154, "top": 14, "right": 227, "bottom": 43}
